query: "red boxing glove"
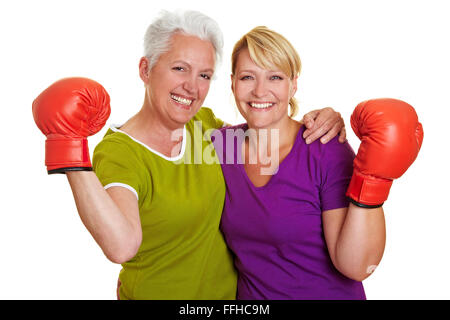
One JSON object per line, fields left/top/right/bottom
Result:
{"left": 32, "top": 77, "right": 111, "bottom": 174}
{"left": 346, "top": 98, "right": 424, "bottom": 208}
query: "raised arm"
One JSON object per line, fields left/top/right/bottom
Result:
{"left": 66, "top": 172, "right": 141, "bottom": 264}
{"left": 323, "top": 204, "right": 385, "bottom": 281}
{"left": 323, "top": 99, "right": 423, "bottom": 281}
{"left": 32, "top": 78, "right": 142, "bottom": 264}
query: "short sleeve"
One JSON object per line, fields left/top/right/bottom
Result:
{"left": 92, "top": 136, "right": 143, "bottom": 201}
{"left": 319, "top": 138, "right": 356, "bottom": 211}
{"left": 194, "top": 107, "right": 225, "bottom": 130}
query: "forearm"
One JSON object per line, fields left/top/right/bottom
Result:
{"left": 332, "top": 203, "right": 386, "bottom": 281}
{"left": 66, "top": 171, "right": 141, "bottom": 263}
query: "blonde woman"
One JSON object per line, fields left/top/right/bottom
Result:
{"left": 214, "top": 26, "right": 422, "bottom": 299}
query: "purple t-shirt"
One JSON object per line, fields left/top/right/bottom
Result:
{"left": 213, "top": 124, "right": 366, "bottom": 300}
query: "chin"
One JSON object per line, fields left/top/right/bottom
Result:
{"left": 245, "top": 115, "right": 272, "bottom": 129}
{"left": 174, "top": 114, "right": 195, "bottom": 126}
{"left": 170, "top": 105, "right": 199, "bottom": 124}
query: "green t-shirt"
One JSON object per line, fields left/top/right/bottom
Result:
{"left": 93, "top": 107, "right": 237, "bottom": 300}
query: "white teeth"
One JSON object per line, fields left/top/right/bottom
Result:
{"left": 250, "top": 102, "right": 274, "bottom": 109}
{"left": 171, "top": 94, "right": 193, "bottom": 106}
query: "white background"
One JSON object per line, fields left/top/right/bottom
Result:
{"left": 1, "top": 0, "right": 448, "bottom": 299}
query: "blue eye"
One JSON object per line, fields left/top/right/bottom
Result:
{"left": 271, "top": 75, "right": 283, "bottom": 80}
{"left": 240, "top": 75, "right": 253, "bottom": 80}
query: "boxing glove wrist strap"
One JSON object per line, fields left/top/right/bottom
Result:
{"left": 348, "top": 197, "right": 384, "bottom": 209}
{"left": 45, "top": 137, "right": 92, "bottom": 174}
{"left": 345, "top": 171, "right": 393, "bottom": 207}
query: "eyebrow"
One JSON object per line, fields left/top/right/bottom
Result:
{"left": 173, "top": 60, "right": 215, "bottom": 73}
{"left": 237, "top": 69, "right": 256, "bottom": 73}
{"left": 201, "top": 68, "right": 215, "bottom": 74}
{"left": 237, "top": 69, "right": 284, "bottom": 74}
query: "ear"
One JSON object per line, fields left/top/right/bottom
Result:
{"left": 230, "top": 74, "right": 235, "bottom": 94}
{"left": 290, "top": 76, "right": 298, "bottom": 99}
{"left": 139, "top": 57, "right": 150, "bottom": 84}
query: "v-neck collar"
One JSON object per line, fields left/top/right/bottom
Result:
{"left": 237, "top": 123, "right": 304, "bottom": 190}
{"left": 109, "top": 124, "right": 187, "bottom": 162}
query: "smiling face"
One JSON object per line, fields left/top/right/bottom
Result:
{"left": 232, "top": 48, "right": 297, "bottom": 129}
{"left": 140, "top": 33, "right": 216, "bottom": 128}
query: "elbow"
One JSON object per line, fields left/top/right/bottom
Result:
{"left": 344, "top": 271, "right": 370, "bottom": 282}
{"left": 104, "top": 236, "right": 141, "bottom": 264}
{"left": 335, "top": 263, "right": 379, "bottom": 282}
{"left": 331, "top": 242, "right": 384, "bottom": 282}
{"left": 107, "top": 250, "right": 136, "bottom": 265}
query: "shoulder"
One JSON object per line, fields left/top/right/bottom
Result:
{"left": 211, "top": 123, "right": 247, "bottom": 162}
{"left": 218, "top": 122, "right": 246, "bottom": 133}
{"left": 93, "top": 127, "right": 140, "bottom": 161}
{"left": 307, "top": 135, "right": 355, "bottom": 161}
{"left": 191, "top": 107, "right": 224, "bottom": 130}
{"left": 307, "top": 137, "right": 355, "bottom": 184}
{"left": 323, "top": 137, "right": 355, "bottom": 160}
{"left": 214, "top": 123, "right": 247, "bottom": 145}
{"left": 194, "top": 106, "right": 214, "bottom": 119}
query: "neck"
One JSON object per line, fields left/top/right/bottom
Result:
{"left": 243, "top": 117, "right": 301, "bottom": 174}
{"left": 138, "top": 104, "right": 184, "bottom": 141}
{"left": 246, "top": 116, "right": 298, "bottom": 152}
{"left": 120, "top": 94, "right": 185, "bottom": 156}
{"left": 141, "top": 93, "right": 185, "bottom": 137}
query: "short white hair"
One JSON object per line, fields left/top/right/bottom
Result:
{"left": 143, "top": 10, "right": 224, "bottom": 71}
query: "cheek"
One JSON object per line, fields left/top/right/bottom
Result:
{"left": 151, "top": 75, "right": 172, "bottom": 96}
{"left": 233, "top": 84, "right": 251, "bottom": 102}
{"left": 198, "top": 81, "right": 212, "bottom": 99}
{"left": 276, "top": 84, "right": 292, "bottom": 102}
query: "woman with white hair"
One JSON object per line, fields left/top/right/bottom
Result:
{"left": 32, "top": 10, "right": 346, "bottom": 300}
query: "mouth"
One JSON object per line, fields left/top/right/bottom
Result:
{"left": 171, "top": 94, "right": 194, "bottom": 107}
{"left": 248, "top": 102, "right": 275, "bottom": 110}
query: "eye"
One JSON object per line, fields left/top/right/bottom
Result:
{"left": 240, "top": 75, "right": 253, "bottom": 80}
{"left": 200, "top": 73, "right": 211, "bottom": 80}
{"left": 270, "top": 75, "right": 283, "bottom": 80}
{"left": 172, "top": 66, "right": 185, "bottom": 71}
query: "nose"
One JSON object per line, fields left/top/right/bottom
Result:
{"left": 252, "top": 78, "right": 268, "bottom": 98}
{"left": 182, "top": 74, "right": 198, "bottom": 95}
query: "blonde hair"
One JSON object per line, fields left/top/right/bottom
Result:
{"left": 231, "top": 26, "right": 302, "bottom": 117}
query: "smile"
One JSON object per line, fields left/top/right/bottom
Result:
{"left": 249, "top": 102, "right": 274, "bottom": 109}
{"left": 171, "top": 94, "right": 193, "bottom": 106}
